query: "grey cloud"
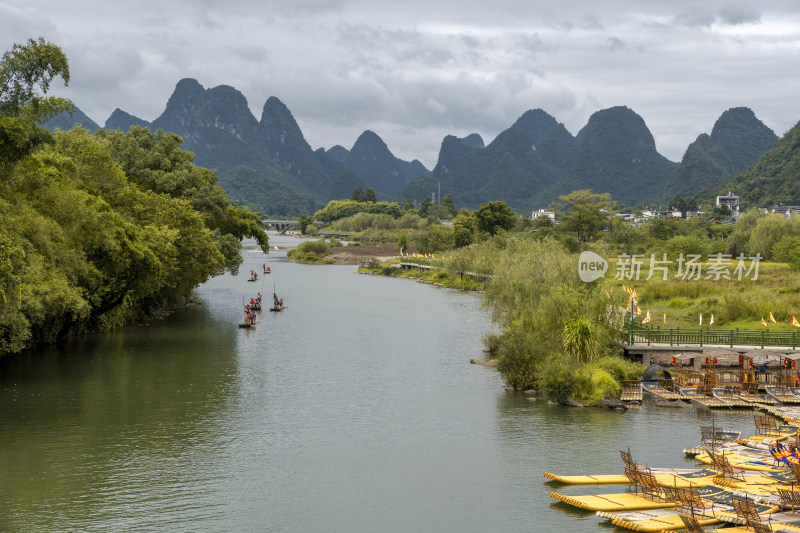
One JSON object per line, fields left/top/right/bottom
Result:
{"left": 674, "top": 8, "right": 717, "bottom": 28}
{"left": 518, "top": 33, "right": 552, "bottom": 60}
{"left": 718, "top": 3, "right": 761, "bottom": 25}
{"left": 336, "top": 23, "right": 459, "bottom": 69}
{"left": 606, "top": 37, "right": 626, "bottom": 51}
{"left": 581, "top": 15, "right": 604, "bottom": 31}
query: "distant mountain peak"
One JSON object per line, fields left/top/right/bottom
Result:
{"left": 104, "top": 108, "right": 151, "bottom": 132}
{"left": 459, "top": 133, "right": 484, "bottom": 149}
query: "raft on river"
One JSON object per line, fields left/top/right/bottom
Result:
{"left": 545, "top": 416, "right": 800, "bottom": 531}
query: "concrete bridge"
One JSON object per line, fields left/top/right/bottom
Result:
{"left": 262, "top": 219, "right": 299, "bottom": 234}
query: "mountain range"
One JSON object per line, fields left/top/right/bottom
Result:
{"left": 44, "top": 79, "right": 782, "bottom": 214}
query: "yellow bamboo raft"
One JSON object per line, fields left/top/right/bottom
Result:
{"left": 543, "top": 468, "right": 720, "bottom": 487}
{"left": 597, "top": 507, "right": 720, "bottom": 532}
{"left": 548, "top": 491, "right": 681, "bottom": 512}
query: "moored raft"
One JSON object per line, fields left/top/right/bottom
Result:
{"left": 713, "top": 387, "right": 767, "bottom": 408}
{"left": 767, "top": 386, "right": 800, "bottom": 405}
{"left": 642, "top": 382, "right": 685, "bottom": 401}
{"left": 679, "top": 387, "right": 736, "bottom": 408}
{"left": 597, "top": 493, "right": 779, "bottom": 532}
{"left": 548, "top": 490, "right": 681, "bottom": 512}
{"left": 543, "top": 468, "right": 720, "bottom": 487}
{"left": 693, "top": 448, "right": 781, "bottom": 472}
{"left": 598, "top": 507, "right": 720, "bottom": 532}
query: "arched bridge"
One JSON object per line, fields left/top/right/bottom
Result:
{"left": 262, "top": 219, "right": 299, "bottom": 234}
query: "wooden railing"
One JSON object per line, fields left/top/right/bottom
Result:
{"left": 629, "top": 324, "right": 800, "bottom": 349}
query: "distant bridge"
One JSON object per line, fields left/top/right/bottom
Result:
{"left": 262, "top": 219, "right": 299, "bottom": 234}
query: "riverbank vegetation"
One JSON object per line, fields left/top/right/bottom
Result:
{"left": 286, "top": 240, "right": 342, "bottom": 264}
{"left": 0, "top": 39, "right": 268, "bottom": 356}
{"left": 298, "top": 188, "right": 800, "bottom": 404}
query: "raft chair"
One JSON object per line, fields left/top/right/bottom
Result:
{"left": 755, "top": 415, "right": 781, "bottom": 437}
{"left": 637, "top": 468, "right": 674, "bottom": 503}
{"left": 708, "top": 451, "right": 746, "bottom": 482}
{"left": 678, "top": 514, "right": 709, "bottom": 533}
{"left": 776, "top": 487, "right": 800, "bottom": 514}
{"left": 731, "top": 497, "right": 773, "bottom": 529}
{"left": 769, "top": 443, "right": 794, "bottom": 467}
{"left": 624, "top": 464, "right": 643, "bottom": 497}
{"left": 675, "top": 487, "right": 716, "bottom": 519}
{"left": 620, "top": 449, "right": 642, "bottom": 470}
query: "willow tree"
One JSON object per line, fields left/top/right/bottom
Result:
{"left": 483, "top": 235, "right": 630, "bottom": 395}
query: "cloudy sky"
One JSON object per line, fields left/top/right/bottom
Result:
{"left": 2, "top": 0, "right": 800, "bottom": 168}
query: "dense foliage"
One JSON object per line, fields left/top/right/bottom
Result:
{"left": 313, "top": 199, "right": 403, "bottom": 223}
{"left": 0, "top": 39, "right": 268, "bottom": 356}
{"left": 726, "top": 120, "right": 800, "bottom": 207}
{"left": 218, "top": 165, "right": 322, "bottom": 217}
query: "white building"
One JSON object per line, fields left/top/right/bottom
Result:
{"left": 532, "top": 209, "right": 556, "bottom": 221}
{"left": 771, "top": 205, "right": 800, "bottom": 218}
{"left": 716, "top": 192, "right": 739, "bottom": 216}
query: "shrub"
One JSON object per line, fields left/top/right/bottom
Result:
{"left": 288, "top": 240, "right": 332, "bottom": 262}
{"left": 453, "top": 227, "right": 473, "bottom": 248}
{"left": 663, "top": 235, "right": 710, "bottom": 259}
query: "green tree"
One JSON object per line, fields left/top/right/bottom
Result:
{"left": 475, "top": 201, "right": 516, "bottom": 236}
{"left": 418, "top": 197, "right": 432, "bottom": 218}
{"left": 441, "top": 194, "right": 456, "bottom": 218}
{"left": 0, "top": 38, "right": 72, "bottom": 174}
{"left": 553, "top": 190, "right": 615, "bottom": 242}
{"left": 417, "top": 224, "right": 454, "bottom": 253}
{"left": 297, "top": 214, "right": 313, "bottom": 234}
{"left": 0, "top": 37, "right": 71, "bottom": 119}
{"left": 647, "top": 217, "right": 680, "bottom": 241}
{"left": 773, "top": 235, "right": 800, "bottom": 270}
{"left": 398, "top": 233, "right": 409, "bottom": 252}
{"left": 351, "top": 187, "right": 364, "bottom": 202}
{"left": 748, "top": 213, "right": 800, "bottom": 259}
{"left": 364, "top": 187, "right": 376, "bottom": 202}
{"left": 727, "top": 209, "right": 766, "bottom": 256}
{"left": 452, "top": 209, "right": 478, "bottom": 235}
{"left": 453, "top": 227, "right": 473, "bottom": 248}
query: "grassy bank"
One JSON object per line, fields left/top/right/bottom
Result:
{"left": 606, "top": 260, "right": 800, "bottom": 331}
{"left": 358, "top": 259, "right": 486, "bottom": 291}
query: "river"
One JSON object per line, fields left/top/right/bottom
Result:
{"left": 0, "top": 234, "right": 762, "bottom": 532}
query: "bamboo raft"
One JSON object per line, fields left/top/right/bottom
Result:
{"left": 546, "top": 412, "right": 800, "bottom": 532}
{"left": 642, "top": 381, "right": 685, "bottom": 401}
{"left": 767, "top": 386, "right": 800, "bottom": 405}
{"left": 679, "top": 387, "right": 734, "bottom": 408}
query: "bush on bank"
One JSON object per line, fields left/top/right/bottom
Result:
{"left": 287, "top": 240, "right": 336, "bottom": 263}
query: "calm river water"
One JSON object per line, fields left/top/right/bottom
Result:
{"left": 0, "top": 234, "right": 762, "bottom": 532}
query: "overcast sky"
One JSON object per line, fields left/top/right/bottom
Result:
{"left": 3, "top": 0, "right": 800, "bottom": 168}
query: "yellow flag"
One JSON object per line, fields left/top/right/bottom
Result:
{"left": 663, "top": 312, "right": 668, "bottom": 326}
{"left": 770, "top": 311, "right": 777, "bottom": 324}
{"left": 762, "top": 316, "right": 769, "bottom": 328}
{"left": 699, "top": 313, "right": 702, "bottom": 326}
{"left": 793, "top": 316, "right": 800, "bottom": 328}
{"left": 710, "top": 312, "right": 715, "bottom": 326}
{"left": 641, "top": 310, "right": 652, "bottom": 324}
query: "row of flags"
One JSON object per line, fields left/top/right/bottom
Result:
{"left": 619, "top": 285, "right": 800, "bottom": 329}
{"left": 640, "top": 309, "right": 800, "bottom": 328}
{"left": 399, "top": 251, "right": 454, "bottom": 260}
